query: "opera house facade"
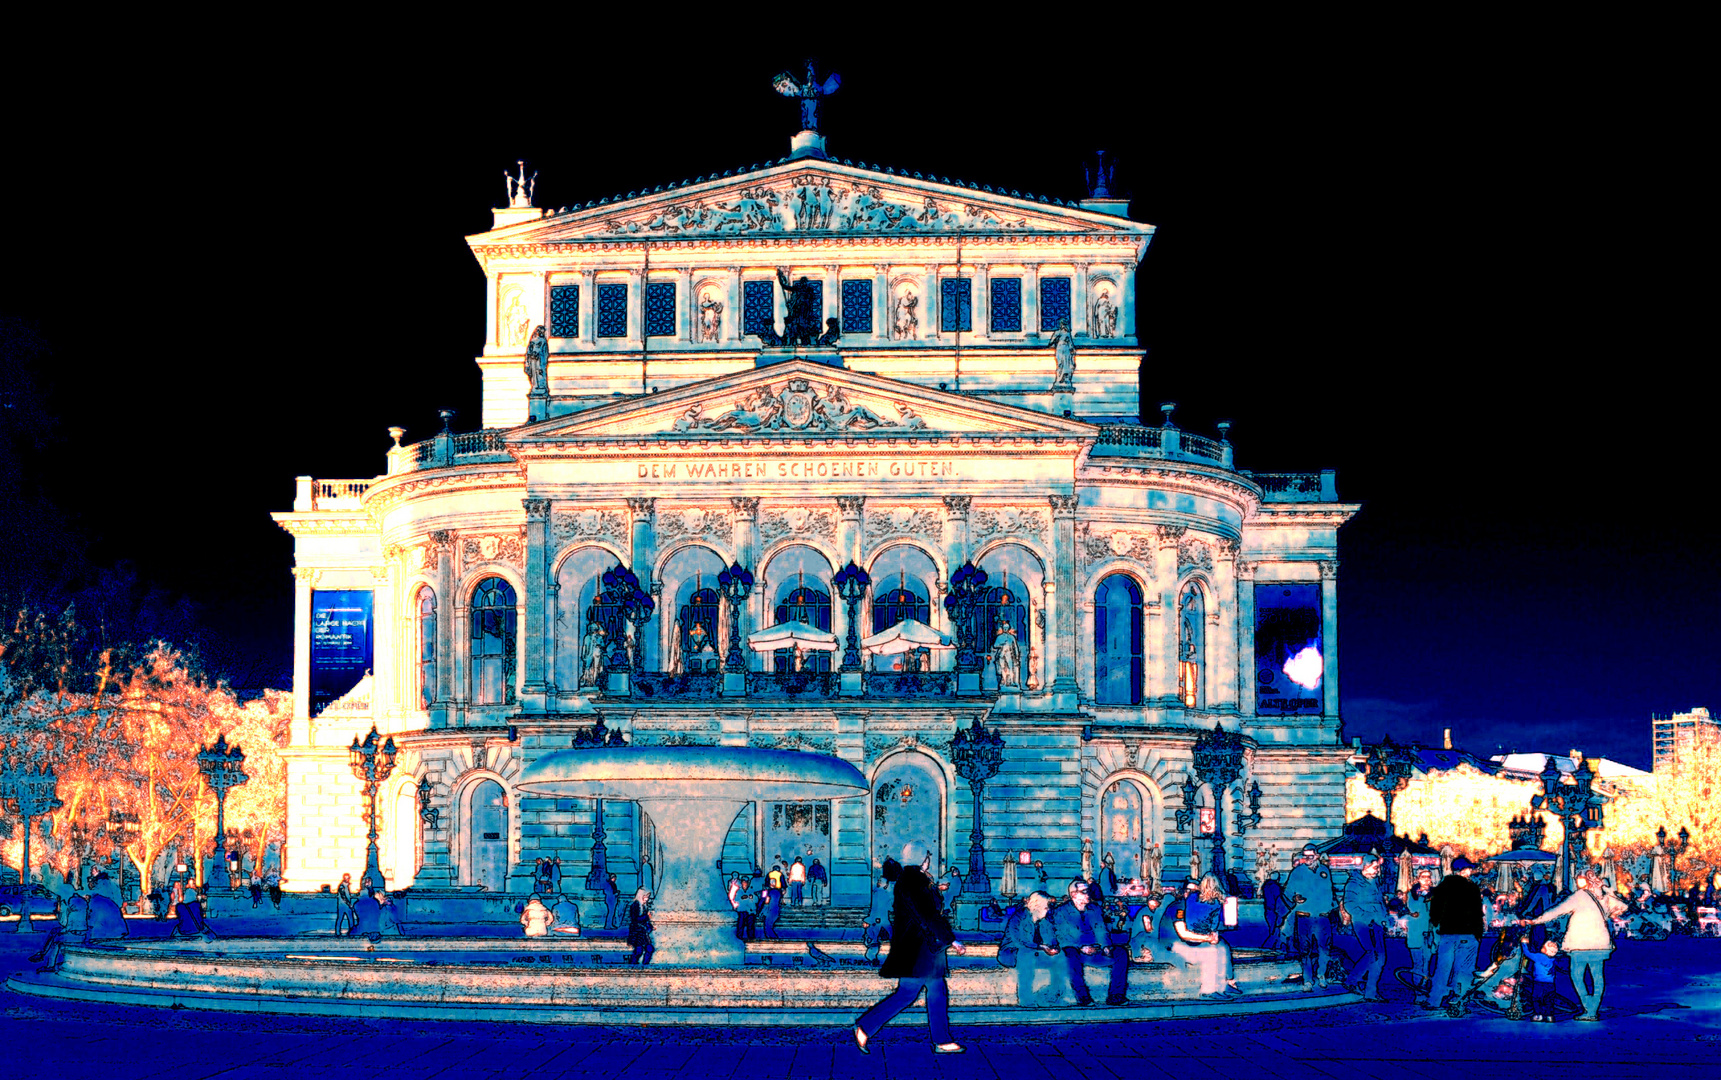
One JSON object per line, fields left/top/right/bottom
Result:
{"left": 273, "top": 137, "right": 1358, "bottom": 912}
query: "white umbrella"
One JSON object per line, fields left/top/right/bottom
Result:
{"left": 860, "top": 618, "right": 954, "bottom": 655}
{"left": 746, "top": 620, "right": 839, "bottom": 653}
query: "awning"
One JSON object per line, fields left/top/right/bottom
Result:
{"left": 1486, "top": 848, "right": 1558, "bottom": 863}
{"left": 746, "top": 621, "right": 839, "bottom": 652}
{"left": 860, "top": 618, "right": 954, "bottom": 655}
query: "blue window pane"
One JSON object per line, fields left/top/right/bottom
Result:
{"left": 940, "top": 278, "right": 971, "bottom": 333}
{"left": 549, "top": 285, "right": 579, "bottom": 337}
{"left": 597, "top": 284, "right": 628, "bottom": 338}
{"left": 743, "top": 280, "right": 775, "bottom": 336}
{"left": 990, "top": 277, "right": 1022, "bottom": 333}
{"left": 1040, "top": 277, "right": 1071, "bottom": 332}
{"left": 841, "top": 279, "right": 873, "bottom": 334}
{"left": 645, "top": 281, "right": 676, "bottom": 337}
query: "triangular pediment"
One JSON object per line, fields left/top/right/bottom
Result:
{"left": 473, "top": 159, "right": 1150, "bottom": 245}
{"left": 512, "top": 360, "right": 1097, "bottom": 444}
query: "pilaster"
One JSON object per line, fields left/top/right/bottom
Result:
{"left": 973, "top": 263, "right": 990, "bottom": 343}
{"left": 824, "top": 264, "right": 840, "bottom": 334}
{"left": 731, "top": 497, "right": 760, "bottom": 672}
{"left": 1121, "top": 264, "right": 1138, "bottom": 339}
{"left": 678, "top": 268, "right": 693, "bottom": 342}
{"left": 1025, "top": 263, "right": 1041, "bottom": 337}
{"left": 726, "top": 266, "right": 742, "bottom": 344}
{"left": 1048, "top": 495, "right": 1080, "bottom": 705}
{"left": 1237, "top": 559, "right": 1257, "bottom": 718}
{"left": 873, "top": 267, "right": 888, "bottom": 342}
{"left": 1213, "top": 539, "right": 1240, "bottom": 713}
{"left": 521, "top": 498, "right": 552, "bottom": 708}
{"left": 430, "top": 531, "right": 455, "bottom": 726}
{"left": 291, "top": 569, "right": 313, "bottom": 744}
{"left": 628, "top": 498, "right": 656, "bottom": 670}
{"left": 1154, "top": 525, "right": 1185, "bottom": 705}
{"left": 371, "top": 562, "right": 394, "bottom": 723}
{"left": 1320, "top": 559, "right": 1340, "bottom": 721}
{"left": 580, "top": 269, "right": 596, "bottom": 345}
{"left": 1073, "top": 264, "right": 1090, "bottom": 336}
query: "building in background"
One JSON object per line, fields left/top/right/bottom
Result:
{"left": 1652, "top": 707, "right": 1719, "bottom": 773}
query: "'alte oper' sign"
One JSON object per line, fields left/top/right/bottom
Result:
{"left": 637, "top": 458, "right": 958, "bottom": 482}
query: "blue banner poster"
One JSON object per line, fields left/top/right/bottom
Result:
{"left": 310, "top": 590, "right": 373, "bottom": 717}
{"left": 1254, "top": 583, "right": 1322, "bottom": 716}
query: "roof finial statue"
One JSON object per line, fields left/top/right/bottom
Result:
{"left": 505, "top": 160, "right": 537, "bottom": 209}
{"left": 1084, "top": 151, "right": 1115, "bottom": 199}
{"left": 773, "top": 60, "right": 841, "bottom": 134}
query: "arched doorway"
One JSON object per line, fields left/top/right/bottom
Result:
{"left": 468, "top": 779, "right": 509, "bottom": 891}
{"left": 391, "top": 784, "right": 419, "bottom": 888}
{"left": 1098, "top": 777, "right": 1153, "bottom": 881}
{"left": 871, "top": 752, "right": 944, "bottom": 875}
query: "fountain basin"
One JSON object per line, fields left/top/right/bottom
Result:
{"left": 516, "top": 747, "right": 868, "bottom": 966}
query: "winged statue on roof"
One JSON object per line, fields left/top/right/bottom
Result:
{"left": 773, "top": 61, "right": 840, "bottom": 132}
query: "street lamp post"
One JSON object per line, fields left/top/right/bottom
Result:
{"left": 600, "top": 564, "right": 655, "bottom": 674}
{"left": 107, "top": 811, "right": 140, "bottom": 905}
{"left": 1657, "top": 825, "right": 1691, "bottom": 893}
{"left": 717, "top": 562, "right": 755, "bottom": 674}
{"left": 0, "top": 761, "right": 62, "bottom": 932}
{"left": 1532, "top": 755, "right": 1605, "bottom": 895}
{"left": 944, "top": 562, "right": 988, "bottom": 688}
{"left": 347, "top": 726, "right": 398, "bottom": 891}
{"left": 951, "top": 717, "right": 1004, "bottom": 895}
{"left": 1184, "top": 723, "right": 1256, "bottom": 882}
{"left": 197, "top": 733, "right": 248, "bottom": 887}
{"left": 1361, "top": 735, "right": 1416, "bottom": 832}
{"left": 832, "top": 561, "right": 871, "bottom": 673}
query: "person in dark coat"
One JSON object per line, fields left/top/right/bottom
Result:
{"left": 349, "top": 887, "right": 404, "bottom": 940}
{"left": 1340, "top": 857, "right": 1393, "bottom": 1001}
{"left": 601, "top": 872, "right": 620, "bottom": 930}
{"left": 171, "top": 884, "right": 213, "bottom": 939}
{"left": 1050, "top": 877, "right": 1131, "bottom": 1005}
{"left": 854, "top": 841, "right": 966, "bottom": 1054}
{"left": 862, "top": 858, "right": 900, "bottom": 963}
{"left": 761, "top": 880, "right": 784, "bottom": 939}
{"left": 999, "top": 891, "right": 1062, "bottom": 1006}
{"left": 626, "top": 888, "right": 655, "bottom": 964}
{"left": 1260, "top": 873, "right": 1288, "bottom": 951}
{"left": 1427, "top": 856, "right": 1485, "bottom": 1015}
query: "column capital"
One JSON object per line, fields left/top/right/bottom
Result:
{"left": 1155, "top": 524, "right": 1187, "bottom": 546}
{"left": 730, "top": 496, "right": 760, "bottom": 517}
{"left": 1319, "top": 559, "right": 1340, "bottom": 580}
{"left": 1217, "top": 537, "right": 1241, "bottom": 561}
{"left": 523, "top": 498, "right": 552, "bottom": 521}
{"left": 291, "top": 567, "right": 322, "bottom": 586}
{"left": 626, "top": 497, "right": 656, "bottom": 517}
{"left": 430, "top": 529, "right": 454, "bottom": 549}
{"left": 835, "top": 495, "right": 865, "bottom": 515}
{"left": 1048, "top": 494, "right": 1079, "bottom": 517}
{"left": 1236, "top": 561, "right": 1257, "bottom": 581}
{"left": 942, "top": 495, "right": 972, "bottom": 517}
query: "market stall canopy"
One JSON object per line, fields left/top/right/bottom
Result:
{"left": 860, "top": 618, "right": 954, "bottom": 655}
{"left": 1487, "top": 848, "right": 1558, "bottom": 863}
{"left": 746, "top": 621, "right": 839, "bottom": 652}
{"left": 1317, "top": 812, "right": 1444, "bottom": 868}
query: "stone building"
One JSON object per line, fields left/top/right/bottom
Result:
{"left": 272, "top": 116, "right": 1359, "bottom": 906}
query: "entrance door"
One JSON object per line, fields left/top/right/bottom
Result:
{"left": 871, "top": 753, "right": 943, "bottom": 875}
{"left": 762, "top": 802, "right": 831, "bottom": 883}
{"left": 1099, "top": 779, "right": 1145, "bottom": 881}
{"left": 470, "top": 779, "right": 509, "bottom": 891}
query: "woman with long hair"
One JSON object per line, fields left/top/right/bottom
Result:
{"left": 1173, "top": 873, "right": 1241, "bottom": 999}
{"left": 626, "top": 888, "right": 655, "bottom": 965}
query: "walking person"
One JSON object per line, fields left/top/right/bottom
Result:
{"left": 626, "top": 888, "right": 655, "bottom": 965}
{"left": 1427, "top": 856, "right": 1485, "bottom": 1016}
{"left": 854, "top": 841, "right": 966, "bottom": 1054}
{"left": 1404, "top": 866, "right": 1437, "bottom": 1004}
{"left": 1524, "top": 866, "right": 1626, "bottom": 1021}
{"left": 601, "top": 872, "right": 620, "bottom": 930}
{"left": 789, "top": 855, "right": 807, "bottom": 907}
{"left": 808, "top": 856, "right": 828, "bottom": 906}
{"left": 761, "top": 877, "right": 784, "bottom": 939}
{"left": 1341, "top": 857, "right": 1393, "bottom": 1001}
{"left": 334, "top": 873, "right": 357, "bottom": 935}
{"left": 1280, "top": 845, "right": 1336, "bottom": 990}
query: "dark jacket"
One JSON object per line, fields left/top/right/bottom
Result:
{"left": 998, "top": 905, "right": 1055, "bottom": 968}
{"left": 1342, "top": 873, "right": 1393, "bottom": 928}
{"left": 1428, "top": 872, "right": 1484, "bottom": 939}
{"left": 626, "top": 901, "right": 654, "bottom": 948}
{"left": 878, "top": 867, "right": 956, "bottom": 980}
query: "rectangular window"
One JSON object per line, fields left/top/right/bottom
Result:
{"left": 940, "top": 278, "right": 972, "bottom": 333}
{"left": 549, "top": 284, "right": 579, "bottom": 337}
{"left": 1253, "top": 583, "right": 1323, "bottom": 716}
{"left": 841, "top": 279, "right": 873, "bottom": 334}
{"left": 596, "top": 283, "right": 628, "bottom": 338}
{"left": 990, "top": 277, "right": 1022, "bottom": 333}
{"left": 645, "top": 281, "right": 676, "bottom": 337}
{"left": 743, "top": 279, "right": 775, "bottom": 337}
{"left": 1040, "top": 276, "right": 1072, "bottom": 332}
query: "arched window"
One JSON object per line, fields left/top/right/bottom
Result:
{"left": 774, "top": 583, "right": 833, "bottom": 672}
{"left": 1095, "top": 574, "right": 1143, "bottom": 705}
{"left": 470, "top": 577, "right": 517, "bottom": 705}
{"left": 678, "top": 586, "right": 723, "bottom": 671}
{"left": 1179, "top": 582, "right": 1205, "bottom": 709}
{"left": 417, "top": 587, "right": 436, "bottom": 709}
{"left": 872, "top": 581, "right": 930, "bottom": 633}
{"left": 977, "top": 584, "right": 1027, "bottom": 691}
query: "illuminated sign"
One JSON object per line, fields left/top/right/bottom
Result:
{"left": 1198, "top": 807, "right": 1216, "bottom": 835}
{"left": 310, "top": 590, "right": 373, "bottom": 717}
{"left": 1254, "top": 583, "right": 1323, "bottom": 715}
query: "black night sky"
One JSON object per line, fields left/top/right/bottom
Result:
{"left": 2, "top": 34, "right": 1708, "bottom": 770}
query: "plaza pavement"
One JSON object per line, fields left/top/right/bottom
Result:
{"left": 1, "top": 930, "right": 1714, "bottom": 1078}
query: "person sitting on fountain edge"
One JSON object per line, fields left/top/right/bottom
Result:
{"left": 1050, "top": 877, "right": 1131, "bottom": 1005}
{"left": 999, "top": 891, "right": 1063, "bottom": 1007}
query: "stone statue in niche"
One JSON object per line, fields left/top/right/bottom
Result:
{"left": 1091, "top": 287, "right": 1118, "bottom": 339}
{"left": 501, "top": 291, "right": 531, "bottom": 347}
{"left": 892, "top": 291, "right": 919, "bottom": 339}
{"left": 698, "top": 294, "right": 724, "bottom": 342}
{"left": 990, "top": 617, "right": 1021, "bottom": 690}
{"left": 776, "top": 268, "right": 823, "bottom": 347}
{"left": 579, "top": 621, "right": 607, "bottom": 688}
{"left": 1145, "top": 842, "right": 1163, "bottom": 891}
{"left": 523, "top": 325, "right": 549, "bottom": 394}
{"left": 1050, "top": 318, "right": 1076, "bottom": 390}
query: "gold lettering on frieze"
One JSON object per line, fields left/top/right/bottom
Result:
{"left": 635, "top": 459, "right": 957, "bottom": 482}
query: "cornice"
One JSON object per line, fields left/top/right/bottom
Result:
{"left": 1079, "top": 460, "right": 1262, "bottom": 516}
{"left": 508, "top": 432, "right": 1092, "bottom": 458}
{"left": 1247, "top": 503, "right": 1362, "bottom": 527}
{"left": 472, "top": 232, "right": 1143, "bottom": 269}
{"left": 364, "top": 465, "right": 526, "bottom": 516}
{"left": 272, "top": 512, "right": 377, "bottom": 537}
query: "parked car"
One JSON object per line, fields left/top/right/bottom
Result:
{"left": 0, "top": 883, "right": 59, "bottom": 917}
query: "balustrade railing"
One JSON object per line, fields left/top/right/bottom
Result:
{"left": 862, "top": 671, "right": 955, "bottom": 698}
{"left": 453, "top": 430, "right": 509, "bottom": 455}
{"left": 314, "top": 479, "right": 373, "bottom": 509}
{"left": 631, "top": 671, "right": 721, "bottom": 700}
{"left": 1249, "top": 472, "right": 1328, "bottom": 501}
{"left": 745, "top": 671, "right": 839, "bottom": 699}
{"left": 1180, "top": 432, "right": 1226, "bottom": 462}
{"left": 1093, "top": 424, "right": 1162, "bottom": 449}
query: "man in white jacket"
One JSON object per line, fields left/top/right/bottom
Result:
{"left": 1525, "top": 867, "right": 1628, "bottom": 1021}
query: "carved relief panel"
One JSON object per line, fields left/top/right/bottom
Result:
{"left": 551, "top": 509, "right": 626, "bottom": 547}
{"left": 759, "top": 506, "right": 837, "bottom": 542}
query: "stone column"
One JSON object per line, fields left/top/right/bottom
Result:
{"left": 627, "top": 269, "right": 643, "bottom": 345}
{"left": 824, "top": 265, "right": 840, "bottom": 336}
{"left": 1320, "top": 559, "right": 1340, "bottom": 720}
{"left": 1025, "top": 263, "right": 1041, "bottom": 337}
{"left": 941, "top": 496, "right": 970, "bottom": 678}
{"left": 678, "top": 268, "right": 694, "bottom": 343}
{"left": 873, "top": 267, "right": 888, "bottom": 342}
{"left": 628, "top": 498, "right": 656, "bottom": 670}
{"left": 726, "top": 266, "right": 742, "bottom": 344}
{"left": 1048, "top": 495, "right": 1080, "bottom": 709}
{"left": 521, "top": 499, "right": 552, "bottom": 709}
{"left": 836, "top": 495, "right": 866, "bottom": 695}
{"left": 836, "top": 496, "right": 864, "bottom": 565}
{"left": 544, "top": 578, "right": 560, "bottom": 699}
{"left": 1237, "top": 560, "right": 1257, "bottom": 718}
{"left": 430, "top": 531, "right": 455, "bottom": 725}
{"left": 1213, "top": 539, "right": 1240, "bottom": 713}
{"left": 973, "top": 263, "right": 990, "bottom": 343}
{"left": 291, "top": 568, "right": 314, "bottom": 744}
{"left": 1073, "top": 264, "right": 1090, "bottom": 336}
{"left": 580, "top": 270, "right": 597, "bottom": 345}
{"left": 731, "top": 498, "right": 760, "bottom": 676}
{"left": 1154, "top": 525, "right": 1184, "bottom": 707}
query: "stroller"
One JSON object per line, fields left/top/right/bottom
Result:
{"left": 1471, "top": 939, "right": 1526, "bottom": 1017}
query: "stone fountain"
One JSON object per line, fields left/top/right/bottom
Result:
{"left": 515, "top": 746, "right": 867, "bottom": 966}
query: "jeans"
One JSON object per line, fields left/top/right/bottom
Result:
{"left": 1294, "top": 914, "right": 1333, "bottom": 986}
{"left": 1007, "top": 949, "right": 1061, "bottom": 1005}
{"left": 790, "top": 881, "right": 804, "bottom": 905}
{"left": 1062, "top": 944, "right": 1130, "bottom": 1003}
{"left": 1409, "top": 940, "right": 1433, "bottom": 1000}
{"left": 628, "top": 940, "right": 654, "bottom": 965}
{"left": 1351, "top": 923, "right": 1386, "bottom": 997}
{"left": 1428, "top": 933, "right": 1478, "bottom": 1007}
{"left": 856, "top": 976, "right": 952, "bottom": 1044}
{"left": 1566, "top": 948, "right": 1610, "bottom": 1018}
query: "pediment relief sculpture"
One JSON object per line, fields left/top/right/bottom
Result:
{"left": 597, "top": 179, "right": 1042, "bottom": 238}
{"left": 667, "top": 378, "right": 928, "bottom": 435}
